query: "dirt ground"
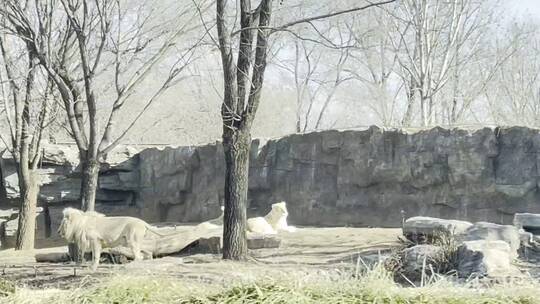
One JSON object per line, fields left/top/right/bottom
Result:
{"left": 0, "top": 227, "right": 402, "bottom": 290}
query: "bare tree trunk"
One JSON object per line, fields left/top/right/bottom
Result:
{"left": 70, "top": 156, "right": 100, "bottom": 261}
{"left": 15, "top": 170, "right": 39, "bottom": 250}
{"left": 215, "top": 0, "right": 393, "bottom": 261}
{"left": 80, "top": 158, "right": 100, "bottom": 211}
{"left": 402, "top": 81, "right": 416, "bottom": 126}
{"left": 14, "top": 54, "right": 38, "bottom": 251}
{"left": 427, "top": 96, "right": 434, "bottom": 126}
{"left": 222, "top": 130, "right": 250, "bottom": 260}
{"left": 451, "top": 98, "right": 457, "bottom": 124}
{"left": 0, "top": 155, "right": 8, "bottom": 206}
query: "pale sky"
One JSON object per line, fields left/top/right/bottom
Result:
{"left": 508, "top": 0, "right": 540, "bottom": 19}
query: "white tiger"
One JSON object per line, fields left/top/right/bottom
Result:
{"left": 247, "top": 201, "right": 297, "bottom": 234}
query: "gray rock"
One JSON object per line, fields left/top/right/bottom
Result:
{"left": 247, "top": 234, "right": 281, "bottom": 249}
{"left": 2, "top": 218, "right": 18, "bottom": 248}
{"left": 457, "top": 240, "right": 519, "bottom": 278}
{"left": 0, "top": 209, "right": 16, "bottom": 220}
{"left": 3, "top": 218, "right": 18, "bottom": 237}
{"left": 2, "top": 163, "right": 20, "bottom": 199}
{"left": 403, "top": 216, "right": 472, "bottom": 243}
{"left": 99, "top": 172, "right": 139, "bottom": 191}
{"left": 461, "top": 222, "right": 520, "bottom": 258}
{"left": 514, "top": 213, "right": 540, "bottom": 234}
{"left": 401, "top": 244, "right": 444, "bottom": 281}
{"left": 8, "top": 127, "right": 540, "bottom": 230}
{"left": 35, "top": 252, "right": 70, "bottom": 263}
{"left": 519, "top": 229, "right": 534, "bottom": 248}
{"left": 39, "top": 177, "right": 81, "bottom": 203}
{"left": 100, "top": 146, "right": 140, "bottom": 172}
{"left": 175, "top": 233, "right": 282, "bottom": 256}
{"left": 41, "top": 144, "right": 79, "bottom": 167}
{"left": 180, "top": 237, "right": 221, "bottom": 255}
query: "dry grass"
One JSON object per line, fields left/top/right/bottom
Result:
{"left": 3, "top": 263, "right": 539, "bottom": 304}
{"left": 385, "top": 232, "right": 461, "bottom": 284}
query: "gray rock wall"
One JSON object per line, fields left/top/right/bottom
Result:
{"left": 3, "top": 126, "right": 540, "bottom": 241}
{"left": 134, "top": 126, "right": 540, "bottom": 227}
{"left": 0, "top": 145, "right": 142, "bottom": 245}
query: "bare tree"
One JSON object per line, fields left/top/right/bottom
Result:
{"left": 0, "top": 4, "right": 55, "bottom": 249}
{"left": 485, "top": 20, "right": 540, "bottom": 126}
{"left": 274, "top": 39, "right": 322, "bottom": 133}
{"left": 312, "top": 33, "right": 354, "bottom": 130}
{"left": 3, "top": 0, "right": 204, "bottom": 211}
{"left": 344, "top": 11, "right": 402, "bottom": 127}
{"left": 275, "top": 35, "right": 353, "bottom": 132}
{"left": 215, "top": 0, "right": 396, "bottom": 260}
{"left": 387, "top": 0, "right": 498, "bottom": 126}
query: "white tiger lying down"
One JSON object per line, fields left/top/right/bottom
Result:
{"left": 247, "top": 201, "right": 297, "bottom": 234}
{"left": 58, "top": 208, "right": 166, "bottom": 270}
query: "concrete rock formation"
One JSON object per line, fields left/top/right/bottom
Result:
{"left": 400, "top": 244, "right": 444, "bottom": 281}
{"left": 400, "top": 215, "right": 529, "bottom": 279}
{"left": 5, "top": 126, "right": 540, "bottom": 247}
{"left": 460, "top": 222, "right": 520, "bottom": 258}
{"left": 514, "top": 213, "right": 540, "bottom": 234}
{"left": 457, "top": 240, "right": 520, "bottom": 278}
{"left": 136, "top": 126, "right": 540, "bottom": 227}
{"left": 403, "top": 216, "right": 473, "bottom": 243}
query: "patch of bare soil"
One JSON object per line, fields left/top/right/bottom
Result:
{"left": 0, "top": 227, "right": 401, "bottom": 290}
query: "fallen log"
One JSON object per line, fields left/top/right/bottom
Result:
{"left": 35, "top": 252, "right": 70, "bottom": 263}
{"left": 179, "top": 237, "right": 222, "bottom": 255}
{"left": 247, "top": 234, "right": 281, "bottom": 249}
{"left": 35, "top": 226, "right": 281, "bottom": 263}
{"left": 80, "top": 225, "right": 223, "bottom": 260}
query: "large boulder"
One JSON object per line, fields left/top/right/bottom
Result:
{"left": 519, "top": 230, "right": 534, "bottom": 248}
{"left": 0, "top": 209, "right": 16, "bottom": 220}
{"left": 461, "top": 222, "right": 520, "bottom": 258}
{"left": 514, "top": 213, "right": 540, "bottom": 234}
{"left": 247, "top": 234, "right": 281, "bottom": 249}
{"left": 99, "top": 172, "right": 139, "bottom": 191}
{"left": 41, "top": 144, "right": 79, "bottom": 167}
{"left": 457, "top": 240, "right": 519, "bottom": 278}
{"left": 403, "top": 216, "right": 472, "bottom": 243}
{"left": 180, "top": 237, "right": 222, "bottom": 255}
{"left": 99, "top": 146, "right": 140, "bottom": 172}
{"left": 400, "top": 244, "right": 444, "bottom": 281}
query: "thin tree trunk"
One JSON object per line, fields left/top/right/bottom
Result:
{"left": 427, "top": 96, "right": 434, "bottom": 126}
{"left": 80, "top": 158, "right": 100, "bottom": 211}
{"left": 70, "top": 156, "right": 100, "bottom": 261}
{"left": 0, "top": 155, "right": 8, "bottom": 207}
{"left": 222, "top": 130, "right": 250, "bottom": 260}
{"left": 15, "top": 170, "right": 39, "bottom": 250}
{"left": 15, "top": 54, "right": 38, "bottom": 251}
{"left": 420, "top": 95, "right": 426, "bottom": 127}
{"left": 402, "top": 76, "right": 417, "bottom": 126}
{"left": 314, "top": 85, "right": 339, "bottom": 130}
